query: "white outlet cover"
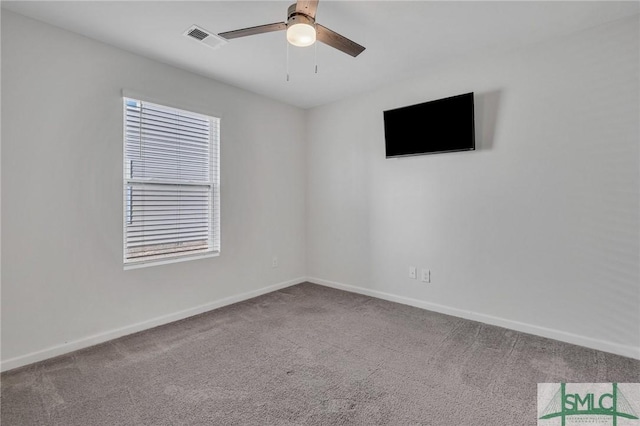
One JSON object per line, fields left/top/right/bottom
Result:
{"left": 409, "top": 266, "right": 417, "bottom": 279}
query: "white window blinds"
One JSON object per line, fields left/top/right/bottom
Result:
{"left": 123, "top": 98, "right": 220, "bottom": 266}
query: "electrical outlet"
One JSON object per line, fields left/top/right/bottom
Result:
{"left": 421, "top": 269, "right": 431, "bottom": 283}
{"left": 409, "top": 266, "right": 417, "bottom": 279}
{"left": 272, "top": 256, "right": 278, "bottom": 268}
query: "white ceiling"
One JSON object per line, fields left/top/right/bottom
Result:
{"left": 3, "top": 1, "right": 638, "bottom": 109}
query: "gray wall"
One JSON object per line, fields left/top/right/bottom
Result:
{"left": 306, "top": 16, "right": 639, "bottom": 357}
{"left": 1, "top": 11, "right": 307, "bottom": 367}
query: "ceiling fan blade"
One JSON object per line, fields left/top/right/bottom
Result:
{"left": 316, "top": 24, "right": 365, "bottom": 57}
{"left": 219, "top": 22, "right": 286, "bottom": 40}
{"left": 296, "top": 0, "right": 319, "bottom": 19}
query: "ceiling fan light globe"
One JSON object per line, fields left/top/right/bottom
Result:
{"left": 287, "top": 23, "right": 316, "bottom": 47}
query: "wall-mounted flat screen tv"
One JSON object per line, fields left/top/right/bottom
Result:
{"left": 383, "top": 92, "right": 475, "bottom": 158}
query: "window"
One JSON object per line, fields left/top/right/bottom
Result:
{"left": 123, "top": 97, "right": 220, "bottom": 267}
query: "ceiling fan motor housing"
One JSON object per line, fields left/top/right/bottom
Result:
{"left": 287, "top": 3, "right": 315, "bottom": 27}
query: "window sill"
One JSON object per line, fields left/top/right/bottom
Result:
{"left": 124, "top": 250, "right": 220, "bottom": 270}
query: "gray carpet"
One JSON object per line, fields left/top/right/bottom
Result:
{"left": 1, "top": 282, "right": 638, "bottom": 425}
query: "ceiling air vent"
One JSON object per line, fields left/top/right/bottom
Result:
{"left": 183, "top": 25, "right": 228, "bottom": 50}
{"left": 188, "top": 27, "right": 209, "bottom": 41}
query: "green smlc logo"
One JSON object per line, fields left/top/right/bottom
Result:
{"left": 539, "top": 383, "right": 639, "bottom": 426}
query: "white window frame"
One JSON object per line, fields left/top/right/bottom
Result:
{"left": 122, "top": 96, "right": 220, "bottom": 269}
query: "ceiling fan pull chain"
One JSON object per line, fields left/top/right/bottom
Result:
{"left": 286, "top": 40, "right": 290, "bottom": 82}
{"left": 314, "top": 39, "right": 318, "bottom": 74}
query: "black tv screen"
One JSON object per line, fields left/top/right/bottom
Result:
{"left": 383, "top": 92, "right": 475, "bottom": 158}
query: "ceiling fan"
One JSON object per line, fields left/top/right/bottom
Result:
{"left": 218, "top": 0, "right": 365, "bottom": 57}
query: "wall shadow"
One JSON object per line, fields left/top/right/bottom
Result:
{"left": 474, "top": 90, "right": 502, "bottom": 151}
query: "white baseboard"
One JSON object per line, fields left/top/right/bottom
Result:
{"left": 4, "top": 275, "right": 637, "bottom": 372}
{"left": 307, "top": 277, "right": 640, "bottom": 360}
{"left": 1, "top": 277, "right": 306, "bottom": 372}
